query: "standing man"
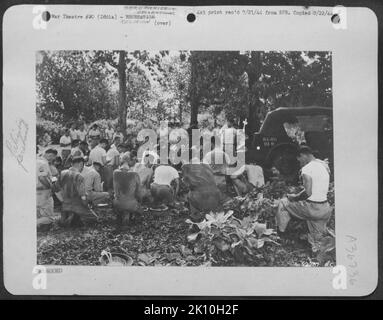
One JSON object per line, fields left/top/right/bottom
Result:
{"left": 105, "top": 123, "right": 115, "bottom": 144}
{"left": 36, "top": 149, "right": 58, "bottom": 230}
{"left": 88, "top": 123, "right": 101, "bottom": 140}
{"left": 59, "top": 128, "right": 72, "bottom": 164}
{"left": 77, "top": 123, "right": 87, "bottom": 142}
{"left": 88, "top": 124, "right": 101, "bottom": 149}
{"left": 58, "top": 156, "right": 94, "bottom": 227}
{"left": 104, "top": 137, "right": 121, "bottom": 193}
{"left": 276, "top": 146, "right": 332, "bottom": 250}
{"left": 69, "top": 123, "right": 78, "bottom": 141}
{"left": 113, "top": 126, "right": 124, "bottom": 142}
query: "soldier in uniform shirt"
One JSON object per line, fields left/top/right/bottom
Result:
{"left": 36, "top": 149, "right": 58, "bottom": 229}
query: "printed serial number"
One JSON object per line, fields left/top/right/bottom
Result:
{"left": 188, "top": 304, "right": 239, "bottom": 315}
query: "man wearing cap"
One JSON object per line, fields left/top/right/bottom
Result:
{"left": 276, "top": 146, "right": 332, "bottom": 250}
{"left": 58, "top": 156, "right": 94, "bottom": 227}
{"left": 36, "top": 148, "right": 58, "bottom": 230}
{"left": 113, "top": 152, "right": 143, "bottom": 227}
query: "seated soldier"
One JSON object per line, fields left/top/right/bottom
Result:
{"left": 58, "top": 156, "right": 95, "bottom": 227}
{"left": 113, "top": 153, "right": 143, "bottom": 228}
{"left": 182, "top": 163, "right": 222, "bottom": 222}
{"left": 81, "top": 162, "right": 110, "bottom": 206}
{"left": 276, "top": 146, "right": 332, "bottom": 251}
{"left": 150, "top": 164, "right": 180, "bottom": 210}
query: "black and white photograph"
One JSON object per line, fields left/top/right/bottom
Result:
{"left": 36, "top": 50, "right": 335, "bottom": 267}
{"left": 2, "top": 4, "right": 378, "bottom": 296}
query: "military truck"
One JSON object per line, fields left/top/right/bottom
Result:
{"left": 246, "top": 106, "right": 333, "bottom": 178}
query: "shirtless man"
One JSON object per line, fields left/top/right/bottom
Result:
{"left": 58, "top": 156, "right": 94, "bottom": 227}
{"left": 113, "top": 153, "right": 143, "bottom": 228}
{"left": 133, "top": 151, "right": 158, "bottom": 202}
{"left": 182, "top": 163, "right": 222, "bottom": 222}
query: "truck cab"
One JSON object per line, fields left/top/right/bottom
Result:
{"left": 246, "top": 106, "right": 333, "bottom": 179}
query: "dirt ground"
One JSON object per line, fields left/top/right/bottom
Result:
{"left": 37, "top": 181, "right": 335, "bottom": 267}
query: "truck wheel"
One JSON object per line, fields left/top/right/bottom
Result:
{"left": 270, "top": 148, "right": 300, "bottom": 178}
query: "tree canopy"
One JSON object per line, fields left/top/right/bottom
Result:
{"left": 37, "top": 50, "right": 332, "bottom": 134}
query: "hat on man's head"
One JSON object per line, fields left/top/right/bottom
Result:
{"left": 140, "top": 150, "right": 159, "bottom": 165}
{"left": 72, "top": 156, "right": 85, "bottom": 164}
{"left": 121, "top": 151, "right": 131, "bottom": 164}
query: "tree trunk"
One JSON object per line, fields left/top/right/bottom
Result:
{"left": 117, "top": 51, "right": 127, "bottom": 136}
{"left": 190, "top": 99, "right": 198, "bottom": 127}
{"left": 189, "top": 52, "right": 199, "bottom": 128}
{"left": 246, "top": 52, "right": 262, "bottom": 135}
{"left": 179, "top": 101, "right": 183, "bottom": 124}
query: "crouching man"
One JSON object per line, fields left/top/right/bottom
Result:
{"left": 150, "top": 164, "right": 180, "bottom": 210}
{"left": 276, "top": 146, "right": 332, "bottom": 250}
{"left": 58, "top": 156, "right": 95, "bottom": 227}
{"left": 113, "top": 152, "right": 143, "bottom": 228}
{"left": 81, "top": 162, "right": 110, "bottom": 205}
{"left": 182, "top": 163, "right": 222, "bottom": 222}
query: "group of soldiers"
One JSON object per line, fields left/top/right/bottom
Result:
{"left": 37, "top": 119, "right": 334, "bottom": 253}
{"left": 36, "top": 121, "right": 266, "bottom": 231}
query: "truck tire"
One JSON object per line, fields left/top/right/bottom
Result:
{"left": 267, "top": 145, "right": 300, "bottom": 178}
